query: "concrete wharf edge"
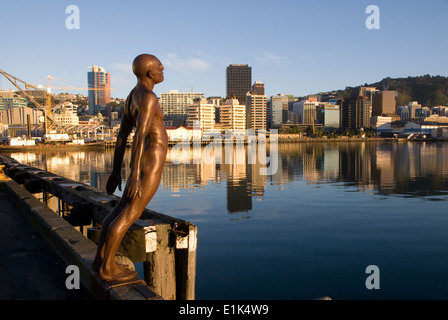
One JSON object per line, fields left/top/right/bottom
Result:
{"left": 1, "top": 177, "right": 163, "bottom": 300}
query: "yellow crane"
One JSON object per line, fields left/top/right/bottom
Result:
{"left": 0, "top": 68, "right": 62, "bottom": 134}
{"left": 0, "top": 69, "right": 117, "bottom": 134}
{"left": 45, "top": 75, "right": 118, "bottom": 119}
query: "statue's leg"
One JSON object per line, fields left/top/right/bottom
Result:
{"left": 98, "top": 201, "right": 140, "bottom": 281}
{"left": 99, "top": 148, "right": 166, "bottom": 282}
{"left": 92, "top": 198, "right": 126, "bottom": 271}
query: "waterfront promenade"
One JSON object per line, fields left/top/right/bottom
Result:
{"left": 0, "top": 183, "right": 90, "bottom": 299}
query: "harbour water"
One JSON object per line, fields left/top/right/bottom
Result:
{"left": 4, "top": 141, "right": 448, "bottom": 300}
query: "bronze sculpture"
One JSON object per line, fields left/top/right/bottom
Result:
{"left": 93, "top": 54, "right": 168, "bottom": 282}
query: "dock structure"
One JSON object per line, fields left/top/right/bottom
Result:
{"left": 0, "top": 155, "right": 197, "bottom": 300}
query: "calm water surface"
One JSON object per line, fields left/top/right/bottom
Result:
{"left": 6, "top": 141, "right": 448, "bottom": 299}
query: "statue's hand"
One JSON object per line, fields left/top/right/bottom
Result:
{"left": 125, "top": 175, "right": 142, "bottom": 200}
{"left": 106, "top": 170, "right": 122, "bottom": 195}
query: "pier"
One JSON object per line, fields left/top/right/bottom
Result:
{"left": 0, "top": 155, "right": 197, "bottom": 300}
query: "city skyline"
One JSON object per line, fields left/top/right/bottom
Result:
{"left": 1, "top": 1, "right": 447, "bottom": 100}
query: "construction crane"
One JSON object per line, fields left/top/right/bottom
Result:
{"left": 0, "top": 68, "right": 64, "bottom": 134}
{"left": 0, "top": 69, "right": 116, "bottom": 134}
{"left": 45, "top": 75, "right": 118, "bottom": 119}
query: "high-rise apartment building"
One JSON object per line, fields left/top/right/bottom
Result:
{"left": 160, "top": 90, "right": 204, "bottom": 127}
{"left": 187, "top": 97, "right": 215, "bottom": 131}
{"left": 246, "top": 91, "right": 267, "bottom": 130}
{"left": 220, "top": 98, "right": 246, "bottom": 132}
{"left": 87, "top": 65, "right": 111, "bottom": 118}
{"left": 226, "top": 64, "right": 252, "bottom": 105}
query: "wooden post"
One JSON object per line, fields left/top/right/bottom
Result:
{"left": 87, "top": 227, "right": 101, "bottom": 244}
{"left": 27, "top": 114, "right": 31, "bottom": 138}
{"left": 43, "top": 191, "right": 58, "bottom": 212}
{"left": 175, "top": 224, "right": 197, "bottom": 300}
{"left": 143, "top": 220, "right": 176, "bottom": 300}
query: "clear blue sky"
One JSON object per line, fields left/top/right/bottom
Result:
{"left": 1, "top": 0, "right": 447, "bottom": 99}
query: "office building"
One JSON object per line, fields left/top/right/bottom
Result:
{"left": 416, "top": 107, "right": 431, "bottom": 118}
{"left": 87, "top": 65, "right": 111, "bottom": 118}
{"left": 317, "top": 91, "right": 338, "bottom": 102}
{"left": 207, "top": 96, "right": 223, "bottom": 124}
{"left": 397, "top": 105, "right": 410, "bottom": 121}
{"left": 371, "top": 116, "right": 393, "bottom": 129}
{"left": 317, "top": 103, "right": 340, "bottom": 129}
{"left": 187, "top": 97, "right": 215, "bottom": 131}
{"left": 269, "top": 94, "right": 289, "bottom": 128}
{"left": 341, "top": 96, "right": 372, "bottom": 129}
{"left": 292, "top": 100, "right": 318, "bottom": 125}
{"left": 359, "top": 87, "right": 379, "bottom": 103}
{"left": 408, "top": 101, "right": 421, "bottom": 119}
{"left": 251, "top": 81, "right": 265, "bottom": 95}
{"left": 220, "top": 98, "right": 246, "bottom": 132}
{"left": 434, "top": 106, "right": 447, "bottom": 117}
{"left": 226, "top": 64, "right": 252, "bottom": 105}
{"left": 160, "top": 90, "right": 204, "bottom": 127}
{"left": 0, "top": 97, "right": 43, "bottom": 137}
{"left": 246, "top": 91, "right": 266, "bottom": 130}
{"left": 53, "top": 105, "right": 79, "bottom": 126}
{"left": 0, "top": 96, "right": 28, "bottom": 110}
{"left": 372, "top": 90, "right": 397, "bottom": 116}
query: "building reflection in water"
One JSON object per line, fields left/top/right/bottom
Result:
{"left": 8, "top": 141, "right": 448, "bottom": 216}
{"left": 165, "top": 143, "right": 266, "bottom": 213}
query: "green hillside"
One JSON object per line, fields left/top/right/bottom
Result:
{"left": 334, "top": 75, "right": 448, "bottom": 107}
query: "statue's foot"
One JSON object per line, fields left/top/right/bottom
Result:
{"left": 99, "top": 262, "right": 137, "bottom": 282}
{"left": 92, "top": 256, "right": 128, "bottom": 273}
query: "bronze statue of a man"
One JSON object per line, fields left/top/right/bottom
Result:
{"left": 93, "top": 54, "right": 168, "bottom": 282}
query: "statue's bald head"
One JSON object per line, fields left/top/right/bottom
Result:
{"left": 132, "top": 54, "right": 160, "bottom": 78}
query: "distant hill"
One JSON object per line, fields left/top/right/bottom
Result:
{"left": 331, "top": 75, "right": 448, "bottom": 107}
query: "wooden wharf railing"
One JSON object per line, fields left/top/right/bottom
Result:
{"left": 0, "top": 155, "right": 197, "bottom": 300}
